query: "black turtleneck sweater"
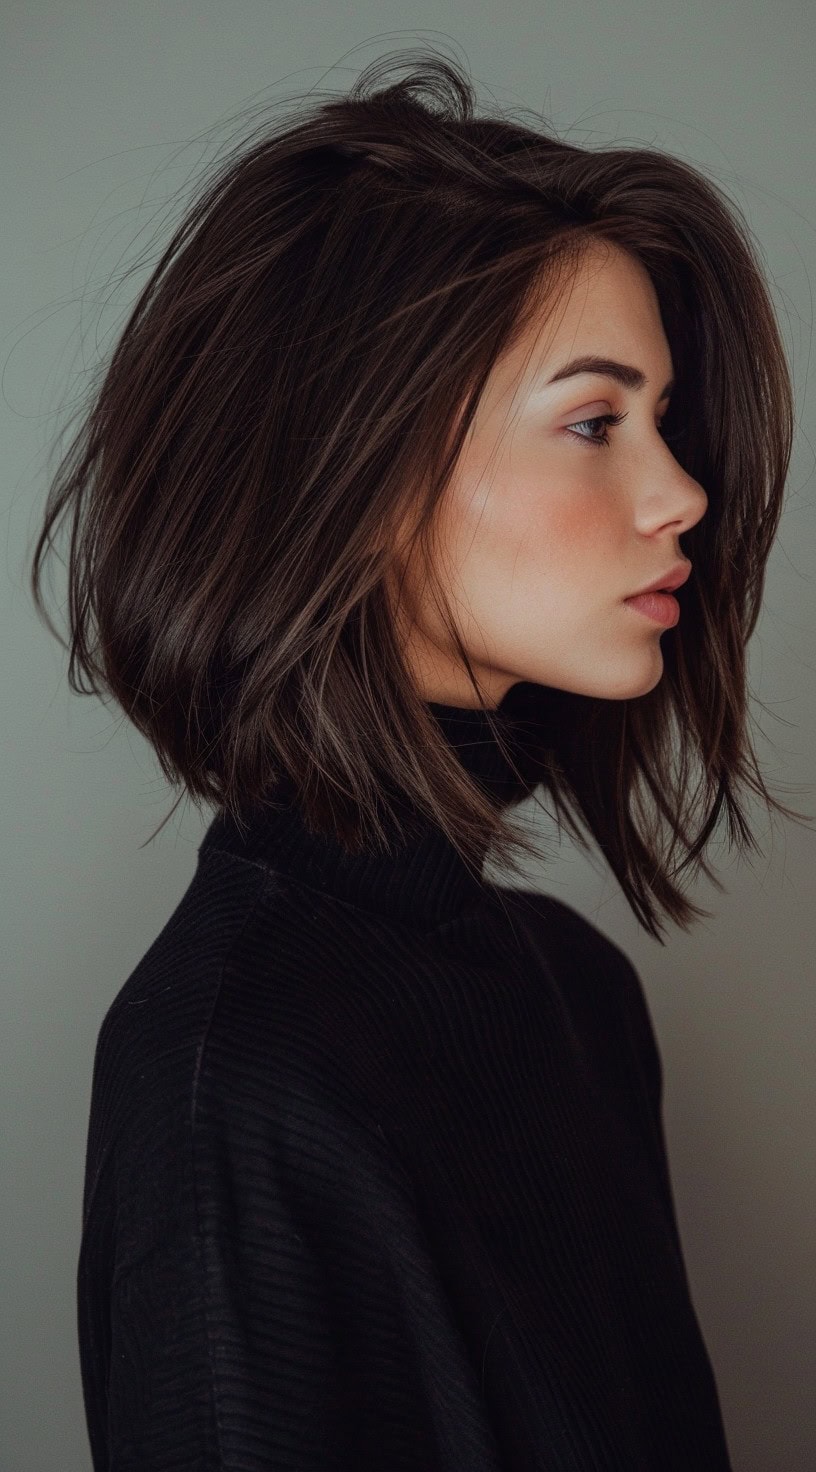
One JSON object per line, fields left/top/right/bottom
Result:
{"left": 76, "top": 699, "right": 734, "bottom": 1470}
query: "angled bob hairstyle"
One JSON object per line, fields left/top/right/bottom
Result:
{"left": 29, "top": 48, "right": 812, "bottom": 942}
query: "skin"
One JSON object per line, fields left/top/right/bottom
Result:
{"left": 391, "top": 240, "right": 709, "bottom": 708}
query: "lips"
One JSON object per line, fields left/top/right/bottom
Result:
{"left": 629, "top": 561, "right": 692, "bottom": 598}
{"left": 624, "top": 589, "right": 682, "bottom": 627}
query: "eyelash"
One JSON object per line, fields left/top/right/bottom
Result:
{"left": 565, "top": 409, "right": 679, "bottom": 450}
{"left": 565, "top": 410, "right": 628, "bottom": 448}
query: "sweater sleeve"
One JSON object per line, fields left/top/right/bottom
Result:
{"left": 81, "top": 1049, "right": 505, "bottom": 1472}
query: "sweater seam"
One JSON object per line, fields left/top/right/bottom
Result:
{"left": 187, "top": 864, "right": 282, "bottom": 1472}
{"left": 185, "top": 864, "right": 416, "bottom": 1467}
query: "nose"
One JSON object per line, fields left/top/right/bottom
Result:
{"left": 636, "top": 451, "right": 708, "bottom": 539}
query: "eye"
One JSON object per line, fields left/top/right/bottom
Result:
{"left": 565, "top": 410, "right": 685, "bottom": 451}
{"left": 565, "top": 410, "right": 627, "bottom": 449}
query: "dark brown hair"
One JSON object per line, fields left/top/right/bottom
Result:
{"left": 28, "top": 48, "right": 813, "bottom": 942}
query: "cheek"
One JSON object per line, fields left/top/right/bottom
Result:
{"left": 444, "top": 427, "right": 632, "bottom": 621}
{"left": 465, "top": 476, "right": 615, "bottom": 588}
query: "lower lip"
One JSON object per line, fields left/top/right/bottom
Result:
{"left": 624, "top": 591, "right": 680, "bottom": 627}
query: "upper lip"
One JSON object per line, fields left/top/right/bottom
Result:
{"left": 628, "top": 561, "right": 692, "bottom": 597}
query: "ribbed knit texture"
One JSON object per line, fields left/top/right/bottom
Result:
{"left": 77, "top": 697, "right": 734, "bottom": 1470}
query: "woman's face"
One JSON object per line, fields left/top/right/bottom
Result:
{"left": 394, "top": 240, "right": 708, "bottom": 708}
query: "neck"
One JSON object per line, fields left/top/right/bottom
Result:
{"left": 199, "top": 692, "right": 540, "bottom": 928}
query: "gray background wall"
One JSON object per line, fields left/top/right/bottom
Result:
{"left": 2, "top": 6, "right": 814, "bottom": 1469}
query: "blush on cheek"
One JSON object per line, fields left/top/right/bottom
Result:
{"left": 509, "top": 481, "right": 601, "bottom": 554}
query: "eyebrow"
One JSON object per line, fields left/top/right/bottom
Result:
{"left": 546, "top": 354, "right": 675, "bottom": 400}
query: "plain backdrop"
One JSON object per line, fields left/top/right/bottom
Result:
{"left": 2, "top": 6, "right": 815, "bottom": 1469}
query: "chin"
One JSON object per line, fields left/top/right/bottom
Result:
{"left": 620, "top": 656, "right": 665, "bottom": 700}
{"left": 575, "top": 652, "right": 665, "bottom": 702}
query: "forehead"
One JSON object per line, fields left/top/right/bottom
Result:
{"left": 513, "top": 242, "right": 669, "bottom": 382}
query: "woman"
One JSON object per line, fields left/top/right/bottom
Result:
{"left": 30, "top": 49, "right": 810, "bottom": 1472}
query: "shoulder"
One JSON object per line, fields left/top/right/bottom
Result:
{"left": 88, "top": 844, "right": 279, "bottom": 1122}
{"left": 84, "top": 847, "right": 415, "bottom": 1274}
{"left": 88, "top": 844, "right": 423, "bottom": 1167}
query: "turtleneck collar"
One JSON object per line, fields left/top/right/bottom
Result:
{"left": 198, "top": 690, "right": 541, "bottom": 929}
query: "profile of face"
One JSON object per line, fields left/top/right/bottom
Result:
{"left": 393, "top": 240, "right": 709, "bottom": 708}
